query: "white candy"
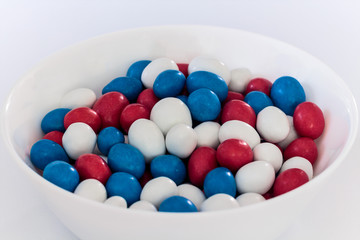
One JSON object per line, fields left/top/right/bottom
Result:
{"left": 218, "top": 120, "right": 261, "bottom": 149}
{"left": 280, "top": 157, "right": 313, "bottom": 180}
{"left": 236, "top": 193, "right": 266, "bottom": 207}
{"left": 253, "top": 142, "right": 283, "bottom": 172}
{"left": 141, "top": 57, "right": 179, "bottom": 89}
{"left": 277, "top": 116, "right": 299, "bottom": 149}
{"left": 256, "top": 106, "right": 290, "bottom": 143}
{"left": 228, "top": 68, "right": 252, "bottom": 92}
{"left": 74, "top": 179, "right": 107, "bottom": 202}
{"left": 235, "top": 161, "right": 275, "bottom": 194}
{"left": 60, "top": 88, "right": 97, "bottom": 109}
{"left": 177, "top": 184, "right": 206, "bottom": 210}
{"left": 130, "top": 200, "right": 157, "bottom": 212}
{"left": 62, "top": 122, "right": 96, "bottom": 159}
{"left": 194, "top": 121, "right": 220, "bottom": 148}
{"left": 188, "top": 56, "right": 231, "bottom": 85}
{"left": 128, "top": 119, "right": 166, "bottom": 163}
{"left": 200, "top": 194, "right": 239, "bottom": 212}
{"left": 140, "top": 177, "right": 178, "bottom": 208}
{"left": 165, "top": 123, "right": 197, "bottom": 159}
{"left": 104, "top": 196, "right": 127, "bottom": 208}
{"left": 150, "top": 97, "right": 192, "bottom": 135}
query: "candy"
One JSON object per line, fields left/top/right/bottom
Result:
{"left": 193, "top": 121, "right": 220, "bottom": 148}
{"left": 62, "top": 122, "right": 97, "bottom": 160}
{"left": 141, "top": 57, "right": 179, "bottom": 89}
{"left": 165, "top": 123, "right": 197, "bottom": 159}
{"left": 188, "top": 56, "right": 231, "bottom": 85}
{"left": 102, "top": 77, "right": 143, "bottom": 102}
{"left": 150, "top": 97, "right": 192, "bottom": 134}
{"left": 223, "top": 91, "right": 244, "bottom": 104}
{"left": 60, "top": 88, "right": 97, "bottom": 109}
{"left": 41, "top": 108, "right": 71, "bottom": 134}
{"left": 200, "top": 193, "right": 239, "bottom": 212}
{"left": 126, "top": 60, "right": 151, "bottom": 80}
{"left": 293, "top": 102, "right": 325, "bottom": 139}
{"left": 236, "top": 192, "right": 266, "bottom": 207}
{"left": 277, "top": 116, "right": 299, "bottom": 150}
{"left": 119, "top": 103, "right": 150, "bottom": 133}
{"left": 136, "top": 88, "right": 159, "bottom": 110}
{"left": 43, "top": 161, "right": 79, "bottom": 192}
{"left": 159, "top": 196, "right": 198, "bottom": 213}
{"left": 107, "top": 143, "right": 145, "bottom": 179}
{"left": 270, "top": 76, "right": 306, "bottom": 115}
{"left": 273, "top": 168, "right": 309, "bottom": 196}
{"left": 104, "top": 196, "right": 127, "bottom": 208}
{"left": 203, "top": 167, "right": 237, "bottom": 198}
{"left": 150, "top": 155, "right": 186, "bottom": 185}
{"left": 75, "top": 153, "right": 112, "bottom": 184}
{"left": 129, "top": 200, "right": 157, "bottom": 211}
{"left": 106, "top": 172, "right": 142, "bottom": 205}
{"left": 97, "top": 127, "right": 125, "bottom": 156}
{"left": 74, "top": 179, "right": 107, "bottom": 202}
{"left": 221, "top": 100, "right": 256, "bottom": 127}
{"left": 140, "top": 177, "right": 178, "bottom": 208}
{"left": 42, "top": 131, "right": 64, "bottom": 147}
{"left": 153, "top": 70, "right": 186, "bottom": 98}
{"left": 235, "top": 161, "right": 275, "bottom": 194}
{"left": 30, "top": 139, "right": 69, "bottom": 170}
{"left": 218, "top": 120, "right": 261, "bottom": 149}
{"left": 244, "top": 91, "right": 273, "bottom": 115}
{"left": 177, "top": 184, "right": 206, "bottom": 210}
{"left": 280, "top": 156, "right": 313, "bottom": 180}
{"left": 92, "top": 92, "right": 129, "bottom": 129}
{"left": 245, "top": 77, "right": 272, "bottom": 96}
{"left": 256, "top": 106, "right": 290, "bottom": 143}
{"left": 187, "top": 147, "right": 218, "bottom": 187}
{"left": 128, "top": 119, "right": 166, "bottom": 163}
{"left": 228, "top": 67, "right": 252, "bottom": 93}
{"left": 216, "top": 139, "right": 253, "bottom": 173}
{"left": 64, "top": 107, "right": 102, "bottom": 133}
{"left": 283, "top": 137, "right": 318, "bottom": 165}
{"left": 186, "top": 71, "right": 228, "bottom": 102}
{"left": 253, "top": 142, "right": 283, "bottom": 172}
{"left": 177, "top": 63, "right": 189, "bottom": 77}
{"left": 187, "top": 88, "right": 221, "bottom": 122}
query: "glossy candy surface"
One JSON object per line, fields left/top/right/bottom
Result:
{"left": 221, "top": 100, "right": 256, "bottom": 127}
{"left": 293, "top": 102, "right": 325, "bottom": 139}
{"left": 75, "top": 153, "right": 112, "bottom": 184}
{"left": 273, "top": 168, "right": 309, "bottom": 196}
{"left": 187, "top": 88, "right": 221, "bottom": 122}
{"left": 74, "top": 179, "right": 107, "bottom": 202}
{"left": 140, "top": 177, "right": 178, "bottom": 208}
{"left": 245, "top": 77, "right": 272, "bottom": 95}
{"left": 165, "top": 123, "right": 197, "bottom": 159}
{"left": 64, "top": 107, "right": 101, "bottom": 133}
{"left": 244, "top": 91, "right": 273, "bottom": 115}
{"left": 43, "top": 161, "right": 79, "bottom": 192}
{"left": 284, "top": 137, "right": 318, "bottom": 165}
{"left": 150, "top": 155, "right": 186, "bottom": 185}
{"left": 228, "top": 68, "right": 252, "bottom": 92}
{"left": 126, "top": 60, "right": 151, "bottom": 80}
{"left": 102, "top": 76, "right": 143, "bottom": 102}
{"left": 136, "top": 88, "right": 159, "bottom": 110}
{"left": 159, "top": 196, "right": 198, "bottom": 212}
{"left": 97, "top": 127, "right": 125, "bottom": 156}
{"left": 60, "top": 88, "right": 97, "bottom": 109}
{"left": 41, "top": 108, "right": 71, "bottom": 134}
{"left": 106, "top": 172, "right": 142, "bottom": 205}
{"left": 119, "top": 103, "right": 150, "bottom": 133}
{"left": 203, "top": 167, "right": 236, "bottom": 198}
{"left": 153, "top": 70, "right": 186, "bottom": 99}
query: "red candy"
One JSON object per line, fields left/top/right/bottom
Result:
{"left": 223, "top": 91, "right": 244, "bottom": 104}
{"left": 245, "top": 77, "right": 272, "bottom": 95}
{"left": 188, "top": 147, "right": 218, "bottom": 187}
{"left": 273, "top": 168, "right": 309, "bottom": 196}
{"left": 74, "top": 153, "right": 112, "bottom": 185}
{"left": 64, "top": 107, "right": 102, "bottom": 133}
{"left": 293, "top": 102, "right": 325, "bottom": 139}
{"left": 43, "top": 131, "right": 64, "bottom": 147}
{"left": 177, "top": 63, "right": 189, "bottom": 78}
{"left": 136, "top": 88, "right": 159, "bottom": 111}
{"left": 284, "top": 137, "right": 318, "bottom": 165}
{"left": 221, "top": 100, "right": 256, "bottom": 127}
{"left": 92, "top": 92, "right": 129, "bottom": 129}
{"left": 119, "top": 103, "right": 150, "bottom": 133}
{"left": 216, "top": 139, "right": 253, "bottom": 173}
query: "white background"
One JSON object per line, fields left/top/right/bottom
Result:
{"left": 1, "top": 0, "right": 360, "bottom": 239}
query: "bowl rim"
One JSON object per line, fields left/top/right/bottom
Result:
{"left": 1, "top": 24, "right": 358, "bottom": 218}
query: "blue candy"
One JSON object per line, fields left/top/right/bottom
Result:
{"left": 203, "top": 167, "right": 236, "bottom": 198}
{"left": 126, "top": 60, "right": 151, "bottom": 80}
{"left": 102, "top": 76, "right": 143, "bottom": 102}
{"left": 159, "top": 196, "right": 198, "bottom": 213}
{"left": 30, "top": 139, "right": 69, "bottom": 170}
{"left": 187, "top": 88, "right": 221, "bottom": 122}
{"left": 106, "top": 172, "right": 142, "bottom": 205}
{"left": 97, "top": 127, "right": 125, "bottom": 155}
{"left": 270, "top": 76, "right": 306, "bottom": 115}
{"left": 176, "top": 95, "right": 188, "bottom": 106}
{"left": 150, "top": 155, "right": 186, "bottom": 185}
{"left": 244, "top": 91, "right": 274, "bottom": 115}
{"left": 43, "top": 161, "right": 79, "bottom": 192}
{"left": 186, "top": 71, "right": 228, "bottom": 102}
{"left": 153, "top": 70, "right": 186, "bottom": 99}
{"left": 107, "top": 143, "right": 145, "bottom": 179}
{"left": 41, "top": 108, "right": 71, "bottom": 134}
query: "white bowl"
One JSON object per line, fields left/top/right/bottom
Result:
{"left": 1, "top": 25, "right": 358, "bottom": 240}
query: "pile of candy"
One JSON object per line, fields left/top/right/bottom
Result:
{"left": 30, "top": 56, "right": 325, "bottom": 212}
